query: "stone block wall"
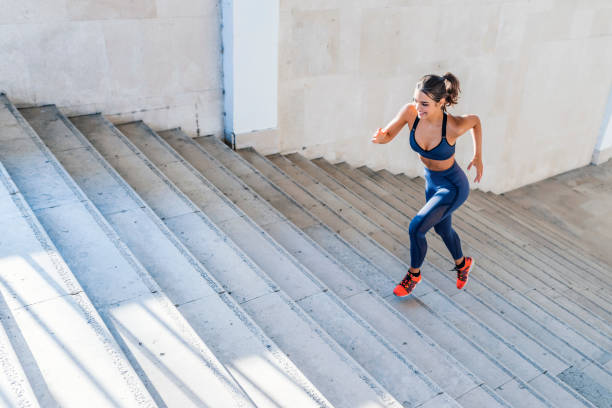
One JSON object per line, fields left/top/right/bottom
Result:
{"left": 0, "top": 0, "right": 222, "bottom": 138}
{"left": 277, "top": 0, "right": 612, "bottom": 193}
{"left": 2, "top": 0, "right": 611, "bottom": 193}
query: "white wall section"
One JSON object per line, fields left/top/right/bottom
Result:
{"left": 222, "top": 0, "right": 279, "bottom": 147}
{"left": 221, "top": 0, "right": 235, "bottom": 141}
{"left": 277, "top": 1, "right": 612, "bottom": 193}
{"left": 0, "top": 0, "right": 224, "bottom": 138}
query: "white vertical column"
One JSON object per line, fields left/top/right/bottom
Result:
{"left": 222, "top": 0, "right": 279, "bottom": 146}
{"left": 593, "top": 87, "right": 612, "bottom": 164}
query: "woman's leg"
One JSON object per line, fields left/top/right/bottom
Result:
{"left": 396, "top": 162, "right": 471, "bottom": 296}
{"left": 395, "top": 188, "right": 456, "bottom": 297}
{"left": 408, "top": 187, "right": 457, "bottom": 269}
{"left": 433, "top": 215, "right": 464, "bottom": 263}
{"left": 430, "top": 172, "right": 473, "bottom": 288}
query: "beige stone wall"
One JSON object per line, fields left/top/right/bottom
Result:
{"left": 278, "top": 0, "right": 612, "bottom": 193}
{"left": 0, "top": 0, "right": 222, "bottom": 138}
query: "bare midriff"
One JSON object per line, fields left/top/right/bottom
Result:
{"left": 419, "top": 154, "right": 456, "bottom": 171}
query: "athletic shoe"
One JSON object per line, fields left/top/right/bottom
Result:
{"left": 454, "top": 256, "right": 473, "bottom": 290}
{"left": 393, "top": 272, "right": 422, "bottom": 297}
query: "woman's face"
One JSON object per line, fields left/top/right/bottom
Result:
{"left": 413, "top": 91, "right": 443, "bottom": 118}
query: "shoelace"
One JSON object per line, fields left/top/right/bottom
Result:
{"left": 452, "top": 265, "right": 468, "bottom": 281}
{"left": 400, "top": 274, "right": 418, "bottom": 289}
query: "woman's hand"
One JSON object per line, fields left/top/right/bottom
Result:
{"left": 371, "top": 128, "right": 389, "bottom": 144}
{"left": 467, "top": 156, "right": 483, "bottom": 183}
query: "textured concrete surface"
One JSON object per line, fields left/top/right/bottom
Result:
{"left": 558, "top": 367, "right": 612, "bottom": 408}
{"left": 503, "top": 159, "right": 612, "bottom": 268}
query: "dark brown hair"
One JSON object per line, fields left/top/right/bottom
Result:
{"left": 416, "top": 72, "right": 461, "bottom": 110}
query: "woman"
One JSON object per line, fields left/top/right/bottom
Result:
{"left": 371, "top": 73, "right": 483, "bottom": 297}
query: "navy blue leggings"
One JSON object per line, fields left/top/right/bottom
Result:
{"left": 409, "top": 161, "right": 470, "bottom": 269}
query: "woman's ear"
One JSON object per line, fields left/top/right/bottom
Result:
{"left": 438, "top": 97, "right": 446, "bottom": 109}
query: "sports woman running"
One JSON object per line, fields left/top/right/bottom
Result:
{"left": 371, "top": 73, "right": 483, "bottom": 296}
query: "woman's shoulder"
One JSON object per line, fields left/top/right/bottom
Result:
{"left": 396, "top": 102, "right": 416, "bottom": 116}
{"left": 446, "top": 113, "right": 479, "bottom": 136}
{"left": 399, "top": 103, "right": 417, "bottom": 127}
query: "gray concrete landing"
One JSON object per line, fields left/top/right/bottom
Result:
{"left": 503, "top": 160, "right": 612, "bottom": 269}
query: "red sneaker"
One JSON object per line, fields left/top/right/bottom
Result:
{"left": 393, "top": 273, "right": 421, "bottom": 297}
{"left": 454, "top": 257, "right": 473, "bottom": 290}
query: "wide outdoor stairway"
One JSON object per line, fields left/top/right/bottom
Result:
{"left": 0, "top": 93, "right": 610, "bottom": 408}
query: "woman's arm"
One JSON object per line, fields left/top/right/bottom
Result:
{"left": 371, "top": 103, "right": 415, "bottom": 144}
{"left": 454, "top": 114, "right": 483, "bottom": 182}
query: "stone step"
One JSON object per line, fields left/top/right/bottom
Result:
{"left": 321, "top": 159, "right": 612, "bottom": 352}
{"left": 389, "top": 172, "right": 612, "bottom": 343}
{"left": 195, "top": 137, "right": 555, "bottom": 408}
{"left": 487, "top": 190, "right": 611, "bottom": 293}
{"left": 266, "top": 153, "right": 597, "bottom": 408}
{"left": 339, "top": 163, "right": 612, "bottom": 408}
{"left": 0, "top": 97, "right": 155, "bottom": 407}
{"left": 73, "top": 117, "right": 404, "bottom": 408}
{"left": 287, "top": 154, "right": 612, "bottom": 373}
{"left": 119, "top": 123, "right": 454, "bottom": 408}
{"left": 0, "top": 96, "right": 253, "bottom": 407}
{"left": 160, "top": 131, "right": 504, "bottom": 407}
{"left": 0, "top": 315, "right": 39, "bottom": 408}
{"left": 0, "top": 162, "right": 66, "bottom": 408}
{"left": 466, "top": 191, "right": 611, "bottom": 300}
{"left": 501, "top": 171, "right": 612, "bottom": 273}
{"left": 477, "top": 192, "right": 612, "bottom": 326}
{"left": 20, "top": 106, "right": 331, "bottom": 408}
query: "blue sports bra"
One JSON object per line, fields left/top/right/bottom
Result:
{"left": 409, "top": 112, "right": 455, "bottom": 160}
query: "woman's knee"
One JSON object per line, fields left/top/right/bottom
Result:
{"left": 409, "top": 216, "right": 424, "bottom": 237}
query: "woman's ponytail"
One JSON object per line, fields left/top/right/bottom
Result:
{"left": 442, "top": 72, "right": 460, "bottom": 107}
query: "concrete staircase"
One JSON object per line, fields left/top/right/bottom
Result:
{"left": 0, "top": 93, "right": 609, "bottom": 407}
